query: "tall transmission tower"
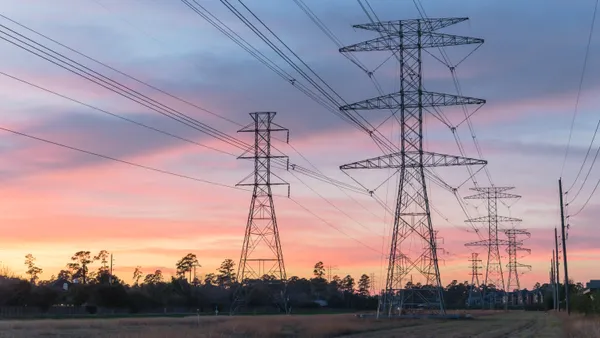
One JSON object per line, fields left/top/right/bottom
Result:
{"left": 464, "top": 187, "right": 521, "bottom": 309}
{"left": 504, "top": 228, "right": 531, "bottom": 305}
{"left": 467, "top": 252, "right": 482, "bottom": 307}
{"left": 339, "top": 18, "right": 486, "bottom": 316}
{"left": 230, "top": 112, "right": 290, "bottom": 315}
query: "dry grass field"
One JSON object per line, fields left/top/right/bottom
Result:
{"left": 561, "top": 314, "right": 600, "bottom": 338}
{"left": 0, "top": 311, "right": 593, "bottom": 338}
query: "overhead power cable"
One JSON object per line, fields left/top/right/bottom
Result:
{"left": 0, "top": 125, "right": 243, "bottom": 191}
{"left": 0, "top": 23, "right": 248, "bottom": 151}
{"left": 0, "top": 70, "right": 237, "bottom": 157}
{"left": 0, "top": 15, "right": 366, "bottom": 195}
{"left": 0, "top": 123, "right": 380, "bottom": 253}
{"left": 0, "top": 12, "right": 243, "bottom": 127}
{"left": 0, "top": 9, "right": 395, "bottom": 256}
{"left": 569, "top": 178, "right": 600, "bottom": 217}
{"left": 566, "top": 120, "right": 600, "bottom": 201}
{"left": 182, "top": 0, "right": 402, "bottom": 157}
{"left": 560, "top": 0, "right": 599, "bottom": 178}
{"left": 288, "top": 197, "right": 382, "bottom": 254}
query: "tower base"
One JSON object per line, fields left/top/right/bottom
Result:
{"left": 230, "top": 280, "right": 288, "bottom": 315}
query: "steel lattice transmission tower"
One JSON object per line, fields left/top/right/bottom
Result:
{"left": 504, "top": 228, "right": 531, "bottom": 305}
{"left": 231, "top": 112, "right": 290, "bottom": 315}
{"left": 464, "top": 187, "right": 521, "bottom": 308}
{"left": 467, "top": 252, "right": 482, "bottom": 307}
{"left": 339, "top": 18, "right": 486, "bottom": 316}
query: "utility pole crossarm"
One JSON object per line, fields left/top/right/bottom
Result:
{"left": 352, "top": 17, "right": 469, "bottom": 33}
{"left": 340, "top": 151, "right": 486, "bottom": 170}
{"left": 339, "top": 91, "right": 485, "bottom": 111}
{"left": 339, "top": 32, "right": 483, "bottom": 52}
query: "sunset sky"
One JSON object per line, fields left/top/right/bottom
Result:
{"left": 0, "top": 0, "right": 598, "bottom": 291}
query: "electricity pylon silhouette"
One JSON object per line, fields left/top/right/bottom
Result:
{"left": 464, "top": 187, "right": 521, "bottom": 309}
{"left": 339, "top": 18, "right": 486, "bottom": 316}
{"left": 467, "top": 252, "right": 482, "bottom": 307}
{"left": 504, "top": 228, "right": 531, "bottom": 305}
{"left": 230, "top": 112, "right": 289, "bottom": 315}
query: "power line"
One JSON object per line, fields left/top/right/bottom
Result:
{"left": 286, "top": 142, "right": 382, "bottom": 217}
{"left": 0, "top": 23, "right": 248, "bottom": 152}
{"left": 180, "top": 0, "right": 359, "bottom": 131}
{"left": 0, "top": 125, "right": 243, "bottom": 191}
{"left": 560, "top": 0, "right": 599, "bottom": 178}
{"left": 221, "top": 0, "right": 375, "bottom": 132}
{"left": 0, "top": 12, "right": 242, "bottom": 127}
{"left": 0, "top": 14, "right": 367, "bottom": 195}
{"left": 0, "top": 5, "right": 404, "bottom": 265}
{"left": 569, "top": 177, "right": 600, "bottom": 217}
{"left": 0, "top": 70, "right": 237, "bottom": 157}
{"left": 289, "top": 170, "right": 382, "bottom": 236}
{"left": 186, "top": 0, "right": 402, "bottom": 157}
{"left": 0, "top": 68, "right": 365, "bottom": 198}
{"left": 566, "top": 120, "right": 600, "bottom": 202}
{"left": 0, "top": 124, "right": 382, "bottom": 254}
{"left": 288, "top": 197, "right": 382, "bottom": 254}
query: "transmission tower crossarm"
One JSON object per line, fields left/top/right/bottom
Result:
{"left": 465, "top": 239, "right": 511, "bottom": 247}
{"left": 352, "top": 17, "right": 469, "bottom": 34}
{"left": 339, "top": 91, "right": 485, "bottom": 111}
{"left": 464, "top": 192, "right": 521, "bottom": 200}
{"left": 339, "top": 32, "right": 483, "bottom": 53}
{"left": 516, "top": 247, "right": 532, "bottom": 254}
{"left": 340, "top": 151, "right": 486, "bottom": 169}
{"left": 504, "top": 228, "right": 531, "bottom": 237}
{"left": 465, "top": 215, "right": 522, "bottom": 223}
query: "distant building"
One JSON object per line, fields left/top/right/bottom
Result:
{"left": 584, "top": 280, "right": 600, "bottom": 295}
{"left": 586, "top": 280, "right": 600, "bottom": 291}
{"left": 50, "top": 278, "right": 72, "bottom": 292}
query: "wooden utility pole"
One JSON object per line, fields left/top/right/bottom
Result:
{"left": 551, "top": 253, "right": 556, "bottom": 311}
{"left": 558, "top": 178, "right": 570, "bottom": 315}
{"left": 554, "top": 228, "right": 560, "bottom": 310}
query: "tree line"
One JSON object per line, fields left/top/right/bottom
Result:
{"left": 1, "top": 252, "right": 599, "bottom": 315}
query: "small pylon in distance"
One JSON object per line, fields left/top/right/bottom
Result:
{"left": 464, "top": 187, "right": 521, "bottom": 309}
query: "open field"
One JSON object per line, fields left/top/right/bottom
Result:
{"left": 561, "top": 314, "right": 600, "bottom": 338}
{"left": 0, "top": 311, "right": 582, "bottom": 338}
